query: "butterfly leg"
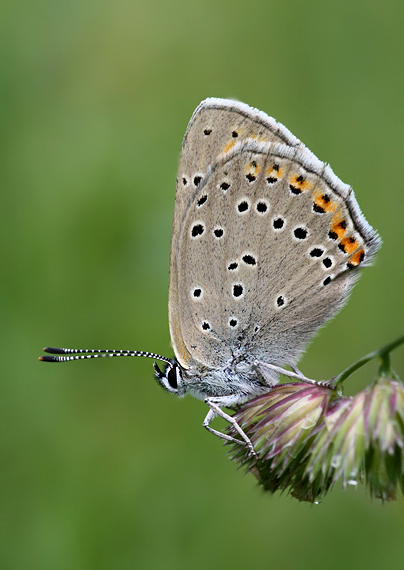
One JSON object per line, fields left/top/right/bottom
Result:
{"left": 290, "top": 364, "right": 310, "bottom": 381}
{"left": 203, "top": 400, "right": 257, "bottom": 458}
{"left": 254, "top": 360, "right": 318, "bottom": 384}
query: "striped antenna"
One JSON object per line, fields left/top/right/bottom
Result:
{"left": 39, "top": 347, "right": 172, "bottom": 364}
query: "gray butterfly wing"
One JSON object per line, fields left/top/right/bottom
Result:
{"left": 172, "top": 98, "right": 303, "bottom": 250}
{"left": 171, "top": 136, "right": 380, "bottom": 371}
{"left": 169, "top": 98, "right": 305, "bottom": 368}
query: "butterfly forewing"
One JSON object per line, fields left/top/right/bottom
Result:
{"left": 169, "top": 98, "right": 305, "bottom": 368}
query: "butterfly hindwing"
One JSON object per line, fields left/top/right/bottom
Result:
{"left": 173, "top": 135, "right": 380, "bottom": 369}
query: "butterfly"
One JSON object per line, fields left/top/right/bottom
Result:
{"left": 40, "top": 98, "right": 381, "bottom": 455}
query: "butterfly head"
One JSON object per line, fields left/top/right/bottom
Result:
{"left": 153, "top": 359, "right": 186, "bottom": 396}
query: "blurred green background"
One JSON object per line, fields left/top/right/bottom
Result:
{"left": 1, "top": 0, "right": 404, "bottom": 568}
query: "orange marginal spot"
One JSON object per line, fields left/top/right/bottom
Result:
{"left": 266, "top": 165, "right": 280, "bottom": 177}
{"left": 340, "top": 236, "right": 359, "bottom": 255}
{"left": 313, "top": 188, "right": 337, "bottom": 212}
{"left": 267, "top": 165, "right": 284, "bottom": 179}
{"left": 251, "top": 162, "right": 260, "bottom": 175}
{"left": 330, "top": 211, "right": 348, "bottom": 239}
{"left": 244, "top": 161, "right": 260, "bottom": 176}
{"left": 348, "top": 249, "right": 365, "bottom": 267}
{"left": 265, "top": 165, "right": 279, "bottom": 184}
{"left": 223, "top": 140, "right": 236, "bottom": 154}
{"left": 289, "top": 174, "right": 313, "bottom": 192}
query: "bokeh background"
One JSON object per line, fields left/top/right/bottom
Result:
{"left": 1, "top": 0, "right": 404, "bottom": 568}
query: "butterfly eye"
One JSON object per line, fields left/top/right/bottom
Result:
{"left": 155, "top": 361, "right": 183, "bottom": 395}
{"left": 167, "top": 365, "right": 178, "bottom": 389}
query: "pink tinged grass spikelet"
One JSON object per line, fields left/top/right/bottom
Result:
{"left": 226, "top": 375, "right": 404, "bottom": 502}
